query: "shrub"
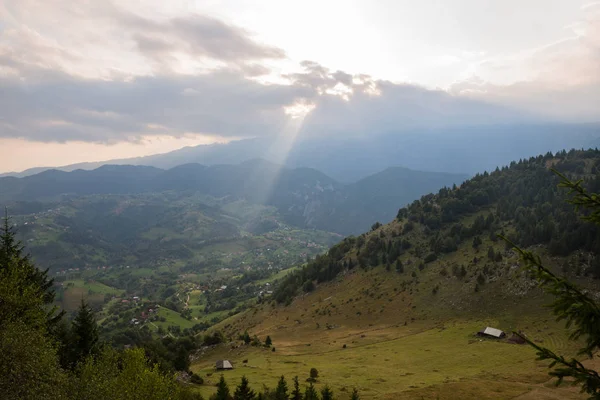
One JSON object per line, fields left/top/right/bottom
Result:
{"left": 190, "top": 373, "right": 204, "bottom": 385}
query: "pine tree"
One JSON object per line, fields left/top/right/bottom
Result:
{"left": 350, "top": 388, "right": 360, "bottom": 400}
{"left": 274, "top": 375, "right": 288, "bottom": 400}
{"left": 290, "top": 376, "right": 302, "bottom": 400}
{"left": 320, "top": 385, "right": 334, "bottom": 400}
{"left": 265, "top": 335, "right": 272, "bottom": 347}
{"left": 303, "top": 383, "right": 319, "bottom": 400}
{"left": 70, "top": 299, "right": 99, "bottom": 367}
{"left": 0, "top": 210, "right": 63, "bottom": 326}
{"left": 173, "top": 345, "right": 190, "bottom": 371}
{"left": 0, "top": 231, "right": 68, "bottom": 397}
{"left": 242, "top": 330, "right": 251, "bottom": 344}
{"left": 215, "top": 375, "right": 231, "bottom": 400}
{"left": 503, "top": 170, "right": 600, "bottom": 396}
{"left": 233, "top": 376, "right": 256, "bottom": 400}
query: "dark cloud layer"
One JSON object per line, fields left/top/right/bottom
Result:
{"left": 0, "top": 69, "right": 316, "bottom": 142}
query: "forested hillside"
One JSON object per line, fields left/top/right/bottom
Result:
{"left": 273, "top": 149, "right": 600, "bottom": 304}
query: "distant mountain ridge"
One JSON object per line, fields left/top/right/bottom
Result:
{"left": 1, "top": 160, "right": 467, "bottom": 235}
{"left": 2, "top": 123, "right": 599, "bottom": 182}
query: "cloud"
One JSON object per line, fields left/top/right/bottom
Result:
{"left": 127, "top": 13, "right": 286, "bottom": 74}
{"left": 0, "top": 68, "right": 315, "bottom": 142}
{"left": 450, "top": 3, "right": 600, "bottom": 121}
{"left": 0, "top": 0, "right": 285, "bottom": 78}
{"left": 286, "top": 64, "right": 534, "bottom": 139}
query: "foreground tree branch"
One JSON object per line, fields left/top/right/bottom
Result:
{"left": 501, "top": 169, "right": 600, "bottom": 399}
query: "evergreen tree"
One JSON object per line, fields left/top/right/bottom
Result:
{"left": 350, "top": 388, "right": 360, "bottom": 400}
{"left": 0, "top": 254, "right": 68, "bottom": 399}
{"left": 303, "top": 383, "right": 319, "bottom": 400}
{"left": 233, "top": 376, "right": 256, "bottom": 400}
{"left": 215, "top": 375, "right": 231, "bottom": 400}
{"left": 70, "top": 299, "right": 100, "bottom": 367}
{"left": 265, "top": 335, "right": 272, "bottom": 347}
{"left": 242, "top": 330, "right": 251, "bottom": 345}
{"left": 320, "top": 385, "right": 334, "bottom": 400}
{"left": 0, "top": 210, "right": 63, "bottom": 326}
{"left": 173, "top": 345, "right": 190, "bottom": 371}
{"left": 290, "top": 376, "right": 302, "bottom": 400}
{"left": 274, "top": 375, "right": 288, "bottom": 400}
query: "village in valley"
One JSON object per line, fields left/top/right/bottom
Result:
{"left": 53, "top": 258, "right": 304, "bottom": 343}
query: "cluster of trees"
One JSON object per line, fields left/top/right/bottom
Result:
{"left": 210, "top": 374, "right": 359, "bottom": 400}
{"left": 274, "top": 150, "right": 600, "bottom": 304}
{"left": 239, "top": 330, "right": 273, "bottom": 348}
{"left": 0, "top": 214, "right": 202, "bottom": 399}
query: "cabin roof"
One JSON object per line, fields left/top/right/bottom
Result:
{"left": 482, "top": 327, "right": 504, "bottom": 337}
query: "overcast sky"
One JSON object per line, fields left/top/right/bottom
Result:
{"left": 0, "top": 0, "right": 599, "bottom": 172}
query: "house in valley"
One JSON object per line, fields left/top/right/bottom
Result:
{"left": 477, "top": 326, "right": 506, "bottom": 339}
{"left": 215, "top": 360, "right": 233, "bottom": 370}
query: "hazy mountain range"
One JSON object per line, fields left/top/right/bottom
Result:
{"left": 3, "top": 123, "right": 599, "bottom": 182}
{"left": 1, "top": 159, "right": 467, "bottom": 235}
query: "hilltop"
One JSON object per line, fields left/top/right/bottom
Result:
{"left": 190, "top": 149, "right": 600, "bottom": 399}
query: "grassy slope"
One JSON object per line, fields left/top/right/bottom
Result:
{"left": 191, "top": 214, "right": 596, "bottom": 399}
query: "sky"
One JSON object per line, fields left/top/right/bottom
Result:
{"left": 0, "top": 0, "right": 599, "bottom": 172}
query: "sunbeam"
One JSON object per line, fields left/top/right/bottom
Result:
{"left": 245, "top": 101, "right": 315, "bottom": 206}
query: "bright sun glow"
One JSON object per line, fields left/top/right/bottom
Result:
{"left": 283, "top": 101, "right": 316, "bottom": 119}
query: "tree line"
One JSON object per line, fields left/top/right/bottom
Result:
{"left": 209, "top": 374, "right": 359, "bottom": 400}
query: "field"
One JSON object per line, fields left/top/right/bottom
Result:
{"left": 154, "top": 307, "right": 197, "bottom": 330}
{"left": 59, "top": 279, "right": 125, "bottom": 311}
{"left": 191, "top": 319, "right": 588, "bottom": 399}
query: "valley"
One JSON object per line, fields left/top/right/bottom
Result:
{"left": 3, "top": 160, "right": 464, "bottom": 346}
